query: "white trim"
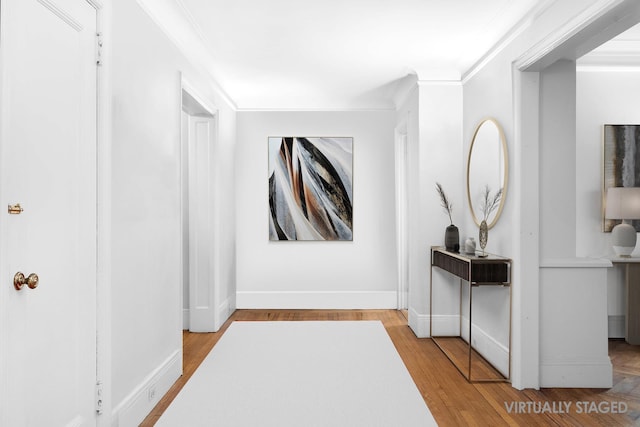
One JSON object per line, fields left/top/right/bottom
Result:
{"left": 540, "top": 357, "right": 613, "bottom": 388}
{"left": 236, "top": 107, "right": 396, "bottom": 113}
{"left": 181, "top": 74, "right": 221, "bottom": 333}
{"left": 577, "top": 64, "right": 640, "bottom": 72}
{"left": 111, "top": 349, "right": 182, "bottom": 427}
{"left": 540, "top": 258, "right": 612, "bottom": 268}
{"left": 96, "top": 3, "right": 113, "bottom": 425}
{"left": 408, "top": 308, "right": 429, "bottom": 338}
{"left": 408, "top": 311, "right": 510, "bottom": 376}
{"left": 462, "top": 0, "right": 556, "bottom": 84}
{"left": 514, "top": 0, "right": 625, "bottom": 71}
{"left": 216, "top": 296, "right": 233, "bottom": 330}
{"left": 429, "top": 314, "right": 460, "bottom": 337}
{"left": 395, "top": 126, "right": 408, "bottom": 310}
{"left": 85, "top": 0, "right": 103, "bottom": 9}
{"left": 236, "top": 291, "right": 397, "bottom": 310}
{"left": 461, "top": 317, "right": 510, "bottom": 378}
{"left": 135, "top": 0, "right": 236, "bottom": 109}
{"left": 181, "top": 77, "right": 218, "bottom": 117}
{"left": 36, "top": 0, "right": 83, "bottom": 31}
{"left": 511, "top": 67, "right": 541, "bottom": 390}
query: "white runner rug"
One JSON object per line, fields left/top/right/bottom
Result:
{"left": 156, "top": 321, "right": 437, "bottom": 426}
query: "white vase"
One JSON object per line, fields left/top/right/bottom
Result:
{"left": 464, "top": 237, "right": 476, "bottom": 255}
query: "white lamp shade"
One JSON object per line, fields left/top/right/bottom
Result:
{"left": 605, "top": 187, "right": 640, "bottom": 220}
{"left": 606, "top": 187, "right": 640, "bottom": 257}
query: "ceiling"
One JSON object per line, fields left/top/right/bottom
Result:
{"left": 154, "top": 0, "right": 548, "bottom": 109}
{"left": 177, "top": 0, "right": 546, "bottom": 110}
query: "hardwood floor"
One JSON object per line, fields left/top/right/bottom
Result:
{"left": 141, "top": 310, "right": 640, "bottom": 426}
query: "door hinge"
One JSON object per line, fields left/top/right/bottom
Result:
{"left": 95, "top": 381, "right": 104, "bottom": 414}
{"left": 96, "top": 32, "right": 103, "bottom": 66}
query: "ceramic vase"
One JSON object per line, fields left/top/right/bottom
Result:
{"left": 445, "top": 224, "right": 460, "bottom": 253}
{"left": 464, "top": 237, "right": 476, "bottom": 255}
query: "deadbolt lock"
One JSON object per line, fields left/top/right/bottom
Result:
{"left": 8, "top": 204, "right": 23, "bottom": 215}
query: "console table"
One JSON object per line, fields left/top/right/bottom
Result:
{"left": 429, "top": 246, "right": 512, "bottom": 382}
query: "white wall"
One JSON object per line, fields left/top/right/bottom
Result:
{"left": 576, "top": 69, "right": 640, "bottom": 334}
{"left": 235, "top": 110, "right": 397, "bottom": 308}
{"left": 110, "top": 0, "right": 236, "bottom": 424}
{"left": 540, "top": 59, "right": 578, "bottom": 259}
{"left": 460, "top": 0, "right": 637, "bottom": 389}
{"left": 410, "top": 83, "right": 464, "bottom": 337}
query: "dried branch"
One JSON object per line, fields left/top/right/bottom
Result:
{"left": 436, "top": 182, "right": 453, "bottom": 225}
{"left": 480, "top": 185, "right": 503, "bottom": 222}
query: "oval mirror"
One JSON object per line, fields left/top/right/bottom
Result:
{"left": 466, "top": 118, "right": 508, "bottom": 229}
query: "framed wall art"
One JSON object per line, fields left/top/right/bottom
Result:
{"left": 268, "top": 137, "right": 353, "bottom": 241}
{"left": 603, "top": 124, "right": 640, "bottom": 232}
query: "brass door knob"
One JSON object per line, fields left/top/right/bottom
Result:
{"left": 14, "top": 272, "right": 39, "bottom": 290}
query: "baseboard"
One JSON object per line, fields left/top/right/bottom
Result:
{"left": 236, "top": 291, "right": 397, "bottom": 309}
{"left": 215, "top": 296, "right": 234, "bottom": 331}
{"left": 463, "top": 318, "right": 510, "bottom": 377}
{"left": 408, "top": 310, "right": 509, "bottom": 376}
{"left": 608, "top": 315, "right": 625, "bottom": 338}
{"left": 183, "top": 297, "right": 234, "bottom": 333}
{"left": 540, "top": 357, "right": 613, "bottom": 388}
{"left": 111, "top": 348, "right": 182, "bottom": 427}
{"left": 408, "top": 308, "right": 429, "bottom": 338}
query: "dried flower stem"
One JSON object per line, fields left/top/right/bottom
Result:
{"left": 480, "top": 185, "right": 503, "bottom": 222}
{"left": 436, "top": 182, "right": 453, "bottom": 225}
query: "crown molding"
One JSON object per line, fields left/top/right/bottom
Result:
{"left": 135, "top": 0, "right": 238, "bottom": 110}
{"left": 462, "top": 0, "right": 556, "bottom": 84}
{"left": 514, "top": 0, "right": 627, "bottom": 71}
{"left": 85, "top": 0, "right": 103, "bottom": 9}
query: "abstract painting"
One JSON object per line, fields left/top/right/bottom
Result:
{"left": 603, "top": 124, "right": 640, "bottom": 232}
{"left": 268, "top": 137, "right": 353, "bottom": 241}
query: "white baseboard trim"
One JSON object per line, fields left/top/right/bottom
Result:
{"left": 215, "top": 296, "right": 234, "bottom": 331}
{"left": 608, "top": 315, "right": 625, "bottom": 338}
{"left": 540, "top": 357, "right": 613, "bottom": 388}
{"left": 408, "top": 307, "right": 429, "bottom": 338}
{"left": 236, "top": 291, "right": 397, "bottom": 309}
{"left": 184, "top": 296, "right": 235, "bottom": 333}
{"left": 111, "top": 348, "right": 182, "bottom": 427}
{"left": 463, "top": 318, "right": 510, "bottom": 377}
{"left": 408, "top": 310, "right": 509, "bottom": 376}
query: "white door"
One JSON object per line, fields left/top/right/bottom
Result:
{"left": 186, "top": 113, "right": 217, "bottom": 332}
{"left": 0, "top": 0, "right": 98, "bottom": 426}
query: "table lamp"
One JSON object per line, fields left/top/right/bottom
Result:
{"left": 605, "top": 187, "right": 640, "bottom": 257}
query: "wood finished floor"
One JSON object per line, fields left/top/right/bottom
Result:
{"left": 141, "top": 310, "right": 640, "bottom": 426}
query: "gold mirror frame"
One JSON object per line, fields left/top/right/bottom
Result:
{"left": 466, "top": 118, "right": 509, "bottom": 229}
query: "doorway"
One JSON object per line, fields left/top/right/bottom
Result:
{"left": 511, "top": 0, "right": 640, "bottom": 389}
{"left": 395, "top": 125, "right": 409, "bottom": 314}
{"left": 181, "top": 81, "right": 218, "bottom": 332}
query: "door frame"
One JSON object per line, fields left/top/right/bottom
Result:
{"left": 509, "top": 0, "right": 640, "bottom": 389}
{"left": 180, "top": 75, "right": 220, "bottom": 333}
{"left": 394, "top": 123, "right": 409, "bottom": 310}
{"left": 95, "top": 0, "right": 112, "bottom": 425}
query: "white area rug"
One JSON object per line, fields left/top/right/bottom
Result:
{"left": 156, "top": 321, "right": 437, "bottom": 427}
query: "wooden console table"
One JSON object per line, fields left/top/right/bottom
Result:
{"left": 429, "top": 246, "right": 512, "bottom": 382}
